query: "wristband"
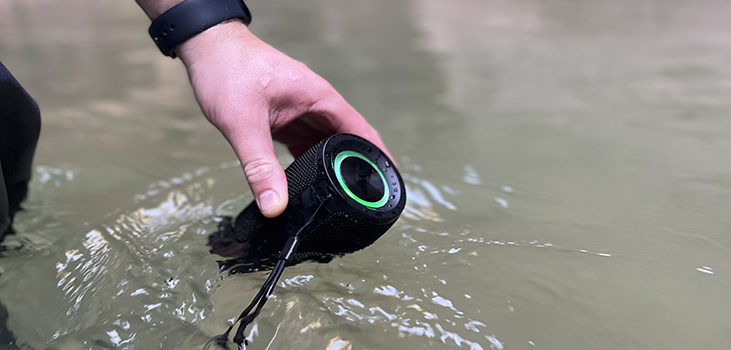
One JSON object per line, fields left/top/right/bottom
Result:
{"left": 148, "top": 0, "right": 252, "bottom": 58}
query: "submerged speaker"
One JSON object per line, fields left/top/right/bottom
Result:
{"left": 230, "top": 133, "right": 406, "bottom": 261}
{"left": 213, "top": 133, "right": 406, "bottom": 347}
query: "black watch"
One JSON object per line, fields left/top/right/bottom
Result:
{"left": 148, "top": 0, "right": 252, "bottom": 58}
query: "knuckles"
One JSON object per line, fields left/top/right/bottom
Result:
{"left": 243, "top": 158, "right": 280, "bottom": 187}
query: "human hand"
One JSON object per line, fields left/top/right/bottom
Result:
{"left": 176, "top": 21, "right": 390, "bottom": 218}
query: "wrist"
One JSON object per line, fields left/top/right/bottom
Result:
{"left": 177, "top": 20, "right": 258, "bottom": 66}
{"left": 143, "top": 0, "right": 252, "bottom": 58}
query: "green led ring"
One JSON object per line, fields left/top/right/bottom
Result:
{"left": 333, "top": 150, "right": 389, "bottom": 209}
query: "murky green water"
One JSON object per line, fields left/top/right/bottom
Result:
{"left": 1, "top": 0, "right": 730, "bottom": 349}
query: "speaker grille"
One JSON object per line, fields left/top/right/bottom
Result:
{"left": 225, "top": 135, "right": 399, "bottom": 268}
{"left": 299, "top": 212, "right": 393, "bottom": 254}
{"left": 232, "top": 139, "right": 325, "bottom": 243}
{"left": 283, "top": 139, "right": 325, "bottom": 201}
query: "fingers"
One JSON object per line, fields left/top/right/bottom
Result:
{"left": 272, "top": 117, "right": 334, "bottom": 157}
{"left": 220, "top": 116, "right": 289, "bottom": 218}
{"left": 310, "top": 93, "right": 394, "bottom": 162}
{"left": 270, "top": 77, "right": 394, "bottom": 161}
{"left": 185, "top": 39, "right": 392, "bottom": 219}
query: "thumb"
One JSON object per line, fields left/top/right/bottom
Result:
{"left": 223, "top": 121, "right": 289, "bottom": 218}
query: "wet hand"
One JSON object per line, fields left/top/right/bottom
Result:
{"left": 176, "top": 21, "right": 389, "bottom": 218}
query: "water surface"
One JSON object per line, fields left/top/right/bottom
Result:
{"left": 1, "top": 0, "right": 730, "bottom": 349}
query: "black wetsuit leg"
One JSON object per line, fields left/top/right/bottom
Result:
{"left": 0, "top": 165, "right": 8, "bottom": 236}
{"left": 0, "top": 61, "right": 41, "bottom": 240}
{"left": 0, "top": 61, "right": 38, "bottom": 349}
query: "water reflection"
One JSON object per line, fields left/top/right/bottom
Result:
{"left": 0, "top": 162, "right": 249, "bottom": 348}
{"left": 0, "top": 0, "right": 730, "bottom": 349}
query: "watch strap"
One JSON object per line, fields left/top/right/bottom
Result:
{"left": 149, "top": 0, "right": 251, "bottom": 58}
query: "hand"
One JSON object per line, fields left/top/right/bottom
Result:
{"left": 176, "top": 21, "right": 389, "bottom": 218}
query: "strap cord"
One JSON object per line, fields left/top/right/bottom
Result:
{"left": 217, "top": 200, "right": 326, "bottom": 348}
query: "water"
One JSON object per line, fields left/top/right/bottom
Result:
{"left": 1, "top": 0, "right": 731, "bottom": 349}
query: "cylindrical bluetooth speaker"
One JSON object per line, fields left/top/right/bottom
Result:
{"left": 212, "top": 134, "right": 407, "bottom": 347}
{"left": 230, "top": 133, "right": 406, "bottom": 260}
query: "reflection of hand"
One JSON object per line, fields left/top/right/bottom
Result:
{"left": 176, "top": 21, "right": 389, "bottom": 218}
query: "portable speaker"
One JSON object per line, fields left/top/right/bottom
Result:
{"left": 213, "top": 133, "right": 406, "bottom": 347}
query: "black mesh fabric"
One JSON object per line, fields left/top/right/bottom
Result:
{"left": 223, "top": 137, "right": 393, "bottom": 269}
{"left": 231, "top": 203, "right": 268, "bottom": 244}
{"left": 283, "top": 139, "right": 324, "bottom": 202}
{"left": 299, "top": 212, "right": 392, "bottom": 254}
{"left": 232, "top": 139, "right": 325, "bottom": 243}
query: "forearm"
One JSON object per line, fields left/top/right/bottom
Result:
{"left": 135, "top": 0, "right": 185, "bottom": 20}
